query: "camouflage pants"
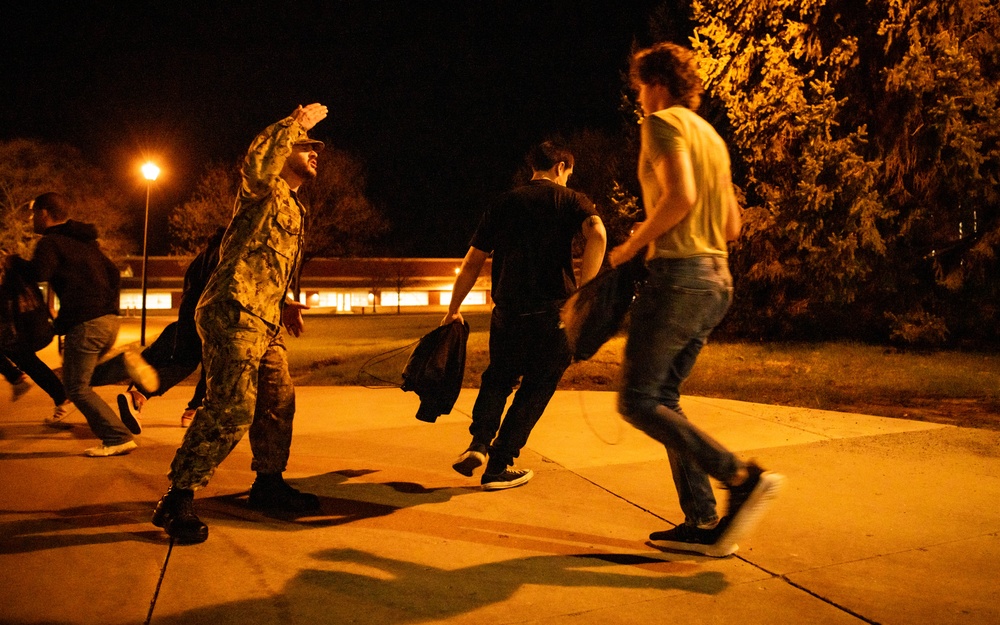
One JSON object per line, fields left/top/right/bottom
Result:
{"left": 169, "top": 301, "right": 295, "bottom": 490}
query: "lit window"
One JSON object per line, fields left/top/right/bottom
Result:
{"left": 440, "top": 291, "right": 486, "bottom": 306}
{"left": 120, "top": 292, "right": 173, "bottom": 310}
{"left": 381, "top": 291, "right": 429, "bottom": 307}
{"left": 351, "top": 292, "right": 372, "bottom": 307}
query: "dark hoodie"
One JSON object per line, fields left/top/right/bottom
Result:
{"left": 21, "top": 220, "right": 120, "bottom": 334}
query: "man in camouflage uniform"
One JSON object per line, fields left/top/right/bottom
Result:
{"left": 152, "top": 103, "right": 328, "bottom": 544}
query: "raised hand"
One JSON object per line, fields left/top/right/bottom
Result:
{"left": 291, "top": 103, "right": 328, "bottom": 131}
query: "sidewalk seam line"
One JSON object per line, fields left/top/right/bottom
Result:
{"left": 145, "top": 541, "right": 173, "bottom": 625}
{"left": 552, "top": 455, "right": 882, "bottom": 625}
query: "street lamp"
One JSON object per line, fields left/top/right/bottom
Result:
{"left": 140, "top": 161, "right": 160, "bottom": 346}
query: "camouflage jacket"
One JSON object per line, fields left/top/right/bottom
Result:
{"left": 197, "top": 116, "right": 308, "bottom": 328}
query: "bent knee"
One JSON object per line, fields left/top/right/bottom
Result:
{"left": 617, "top": 392, "right": 656, "bottom": 423}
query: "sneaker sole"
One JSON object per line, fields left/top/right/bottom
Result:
{"left": 117, "top": 394, "right": 143, "bottom": 435}
{"left": 717, "top": 472, "right": 785, "bottom": 551}
{"left": 452, "top": 451, "right": 486, "bottom": 477}
{"left": 648, "top": 536, "right": 738, "bottom": 558}
{"left": 481, "top": 470, "right": 534, "bottom": 491}
{"left": 123, "top": 352, "right": 160, "bottom": 394}
{"left": 84, "top": 441, "right": 138, "bottom": 457}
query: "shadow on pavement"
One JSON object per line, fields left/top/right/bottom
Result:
{"left": 149, "top": 548, "right": 728, "bottom": 625}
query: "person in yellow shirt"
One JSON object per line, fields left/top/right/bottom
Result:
{"left": 609, "top": 43, "right": 784, "bottom": 557}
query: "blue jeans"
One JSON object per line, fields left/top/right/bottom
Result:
{"left": 471, "top": 305, "right": 572, "bottom": 472}
{"left": 63, "top": 314, "right": 134, "bottom": 446}
{"left": 618, "top": 256, "right": 741, "bottom": 527}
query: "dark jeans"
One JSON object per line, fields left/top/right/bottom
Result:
{"left": 1, "top": 348, "right": 67, "bottom": 406}
{"left": 618, "top": 256, "right": 741, "bottom": 527}
{"left": 470, "top": 305, "right": 572, "bottom": 471}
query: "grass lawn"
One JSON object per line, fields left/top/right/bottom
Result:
{"left": 281, "top": 312, "right": 1000, "bottom": 430}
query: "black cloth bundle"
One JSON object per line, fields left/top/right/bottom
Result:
{"left": 401, "top": 320, "right": 470, "bottom": 422}
{"left": 560, "top": 256, "right": 647, "bottom": 361}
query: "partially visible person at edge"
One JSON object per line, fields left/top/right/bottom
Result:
{"left": 443, "top": 140, "right": 607, "bottom": 490}
{"left": 151, "top": 103, "right": 327, "bottom": 544}
{"left": 1, "top": 348, "right": 71, "bottom": 421}
{"left": 1, "top": 253, "right": 72, "bottom": 416}
{"left": 12, "top": 193, "right": 159, "bottom": 456}
{"left": 90, "top": 227, "right": 225, "bottom": 429}
{"left": 607, "top": 43, "right": 785, "bottom": 558}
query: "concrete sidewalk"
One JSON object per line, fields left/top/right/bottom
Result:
{"left": 1, "top": 382, "right": 998, "bottom": 624}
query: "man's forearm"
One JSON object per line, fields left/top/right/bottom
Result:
{"left": 242, "top": 118, "right": 306, "bottom": 195}
{"left": 447, "top": 247, "right": 489, "bottom": 315}
{"left": 448, "top": 271, "right": 477, "bottom": 315}
{"left": 620, "top": 195, "right": 689, "bottom": 259}
{"left": 579, "top": 216, "right": 607, "bottom": 285}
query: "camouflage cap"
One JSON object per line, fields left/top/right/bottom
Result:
{"left": 293, "top": 135, "right": 325, "bottom": 152}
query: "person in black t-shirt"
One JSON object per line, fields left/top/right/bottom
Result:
{"left": 441, "top": 141, "right": 607, "bottom": 490}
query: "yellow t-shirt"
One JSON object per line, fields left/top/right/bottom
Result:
{"left": 638, "top": 106, "right": 735, "bottom": 259}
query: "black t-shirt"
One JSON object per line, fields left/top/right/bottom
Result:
{"left": 470, "top": 179, "right": 596, "bottom": 312}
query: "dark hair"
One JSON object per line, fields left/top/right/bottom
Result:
{"left": 31, "top": 192, "right": 70, "bottom": 221}
{"left": 630, "top": 42, "right": 704, "bottom": 110}
{"left": 525, "top": 140, "right": 574, "bottom": 172}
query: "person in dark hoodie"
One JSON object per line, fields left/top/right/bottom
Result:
{"left": 16, "top": 192, "right": 158, "bottom": 456}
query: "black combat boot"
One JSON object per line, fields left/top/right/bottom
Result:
{"left": 152, "top": 486, "right": 209, "bottom": 544}
{"left": 247, "top": 473, "right": 321, "bottom": 513}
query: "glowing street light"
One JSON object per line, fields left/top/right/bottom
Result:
{"left": 140, "top": 161, "right": 160, "bottom": 346}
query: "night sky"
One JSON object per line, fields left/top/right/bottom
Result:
{"left": 2, "top": 1, "right": 666, "bottom": 256}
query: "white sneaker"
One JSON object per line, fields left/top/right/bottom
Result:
{"left": 122, "top": 351, "right": 160, "bottom": 394}
{"left": 117, "top": 390, "right": 144, "bottom": 435}
{"left": 180, "top": 409, "right": 196, "bottom": 428}
{"left": 84, "top": 440, "right": 138, "bottom": 457}
{"left": 45, "top": 401, "right": 74, "bottom": 425}
{"left": 12, "top": 376, "right": 32, "bottom": 401}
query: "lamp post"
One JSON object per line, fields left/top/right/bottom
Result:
{"left": 140, "top": 161, "right": 160, "bottom": 346}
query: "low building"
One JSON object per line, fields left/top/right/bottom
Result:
{"left": 117, "top": 256, "right": 494, "bottom": 315}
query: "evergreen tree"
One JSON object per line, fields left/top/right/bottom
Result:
{"left": 676, "top": 0, "right": 999, "bottom": 344}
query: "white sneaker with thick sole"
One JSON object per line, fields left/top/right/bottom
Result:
{"left": 122, "top": 351, "right": 160, "bottom": 394}
{"left": 84, "top": 440, "right": 138, "bottom": 457}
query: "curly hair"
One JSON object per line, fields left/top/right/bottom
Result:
{"left": 630, "top": 42, "right": 704, "bottom": 110}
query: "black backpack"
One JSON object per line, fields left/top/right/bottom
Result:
{"left": 0, "top": 265, "right": 55, "bottom": 353}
